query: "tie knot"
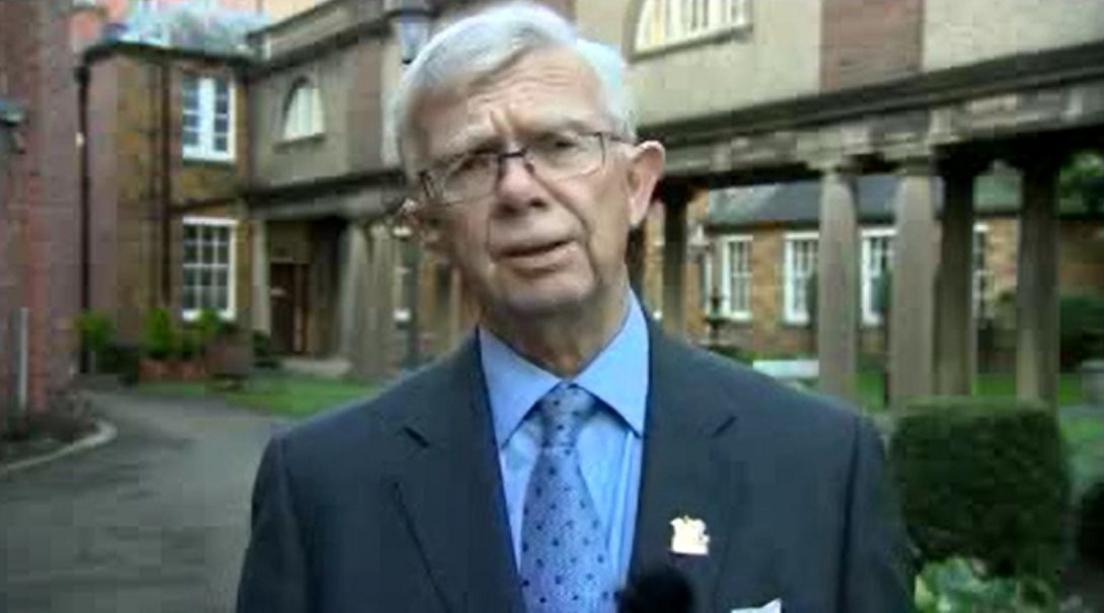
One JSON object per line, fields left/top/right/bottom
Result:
{"left": 537, "top": 383, "right": 595, "bottom": 448}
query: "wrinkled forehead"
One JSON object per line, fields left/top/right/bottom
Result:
{"left": 405, "top": 48, "right": 609, "bottom": 164}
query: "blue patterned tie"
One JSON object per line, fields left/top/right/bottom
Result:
{"left": 520, "top": 383, "right": 614, "bottom": 612}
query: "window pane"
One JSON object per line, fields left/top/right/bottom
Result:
{"left": 214, "top": 135, "right": 228, "bottom": 152}
{"left": 182, "top": 287, "right": 195, "bottom": 310}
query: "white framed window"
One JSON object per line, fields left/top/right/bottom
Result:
{"left": 282, "top": 79, "right": 324, "bottom": 141}
{"left": 181, "top": 217, "right": 237, "bottom": 321}
{"left": 720, "top": 236, "right": 752, "bottom": 320}
{"left": 783, "top": 232, "right": 818, "bottom": 325}
{"left": 700, "top": 236, "right": 752, "bottom": 320}
{"left": 861, "top": 228, "right": 895, "bottom": 326}
{"left": 182, "top": 73, "right": 234, "bottom": 162}
{"left": 636, "top": 0, "right": 751, "bottom": 52}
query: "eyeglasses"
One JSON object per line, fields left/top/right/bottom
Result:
{"left": 417, "top": 131, "right": 627, "bottom": 205}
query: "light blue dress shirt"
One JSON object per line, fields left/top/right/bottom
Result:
{"left": 479, "top": 292, "right": 649, "bottom": 585}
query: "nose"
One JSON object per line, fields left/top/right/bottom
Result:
{"left": 493, "top": 150, "right": 545, "bottom": 214}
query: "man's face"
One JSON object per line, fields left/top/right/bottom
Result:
{"left": 409, "top": 47, "right": 663, "bottom": 321}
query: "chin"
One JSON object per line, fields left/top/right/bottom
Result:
{"left": 496, "top": 280, "right": 597, "bottom": 319}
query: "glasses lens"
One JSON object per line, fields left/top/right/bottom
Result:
{"left": 431, "top": 133, "right": 607, "bottom": 204}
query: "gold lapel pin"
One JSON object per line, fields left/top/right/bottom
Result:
{"left": 669, "top": 515, "right": 710, "bottom": 556}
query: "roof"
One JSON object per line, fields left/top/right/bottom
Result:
{"left": 706, "top": 168, "right": 1086, "bottom": 229}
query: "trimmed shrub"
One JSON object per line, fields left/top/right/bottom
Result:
{"left": 76, "top": 310, "right": 115, "bottom": 374}
{"left": 1060, "top": 293, "right": 1104, "bottom": 370}
{"left": 889, "top": 397, "right": 1070, "bottom": 588}
{"left": 141, "top": 308, "right": 177, "bottom": 361}
{"left": 1078, "top": 480, "right": 1104, "bottom": 568}
{"left": 914, "top": 557, "right": 1055, "bottom": 613}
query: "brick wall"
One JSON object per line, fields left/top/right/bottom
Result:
{"left": 85, "top": 46, "right": 248, "bottom": 343}
{"left": 0, "top": 0, "right": 82, "bottom": 419}
{"left": 821, "top": 0, "right": 924, "bottom": 91}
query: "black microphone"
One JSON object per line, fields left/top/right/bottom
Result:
{"left": 616, "top": 564, "right": 695, "bottom": 613}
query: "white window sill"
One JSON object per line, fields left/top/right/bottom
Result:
{"left": 182, "top": 309, "right": 235, "bottom": 322}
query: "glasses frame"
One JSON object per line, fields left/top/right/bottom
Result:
{"left": 416, "top": 131, "right": 629, "bottom": 206}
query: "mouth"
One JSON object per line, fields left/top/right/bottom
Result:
{"left": 497, "top": 239, "right": 574, "bottom": 271}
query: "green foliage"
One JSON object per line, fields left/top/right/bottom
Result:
{"left": 705, "top": 343, "right": 754, "bottom": 364}
{"left": 141, "top": 308, "right": 177, "bottom": 361}
{"left": 1060, "top": 151, "right": 1104, "bottom": 216}
{"left": 1078, "top": 480, "right": 1104, "bottom": 568}
{"left": 1060, "top": 293, "right": 1104, "bottom": 369}
{"left": 76, "top": 311, "right": 114, "bottom": 355}
{"left": 914, "top": 557, "right": 1055, "bottom": 613}
{"left": 101, "top": 343, "right": 140, "bottom": 385}
{"left": 252, "top": 332, "right": 280, "bottom": 369}
{"left": 177, "top": 330, "right": 201, "bottom": 361}
{"left": 890, "top": 397, "right": 1070, "bottom": 588}
{"left": 195, "top": 308, "right": 222, "bottom": 349}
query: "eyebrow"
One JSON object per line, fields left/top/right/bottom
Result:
{"left": 433, "top": 115, "right": 607, "bottom": 163}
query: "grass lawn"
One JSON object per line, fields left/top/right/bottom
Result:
{"left": 855, "top": 370, "right": 1086, "bottom": 412}
{"left": 139, "top": 371, "right": 377, "bottom": 419}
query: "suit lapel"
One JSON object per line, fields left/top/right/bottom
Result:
{"left": 393, "top": 337, "right": 524, "bottom": 613}
{"left": 629, "top": 327, "right": 746, "bottom": 608}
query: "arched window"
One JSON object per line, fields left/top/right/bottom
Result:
{"left": 635, "top": 0, "right": 751, "bottom": 53}
{"left": 282, "top": 79, "right": 324, "bottom": 140}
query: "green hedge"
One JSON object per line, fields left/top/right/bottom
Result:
{"left": 1078, "top": 480, "right": 1104, "bottom": 568}
{"left": 889, "top": 397, "right": 1070, "bottom": 587}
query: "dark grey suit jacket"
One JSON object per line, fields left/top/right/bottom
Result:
{"left": 237, "top": 326, "right": 914, "bottom": 612}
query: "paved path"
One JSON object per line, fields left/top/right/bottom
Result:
{"left": 1, "top": 392, "right": 289, "bottom": 613}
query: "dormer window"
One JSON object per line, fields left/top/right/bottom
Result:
{"left": 635, "top": 0, "right": 751, "bottom": 54}
{"left": 282, "top": 79, "right": 324, "bottom": 141}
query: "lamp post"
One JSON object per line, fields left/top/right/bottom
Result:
{"left": 386, "top": 1, "right": 433, "bottom": 370}
{"left": 385, "top": 0, "right": 433, "bottom": 65}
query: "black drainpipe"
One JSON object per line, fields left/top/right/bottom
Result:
{"left": 159, "top": 57, "right": 173, "bottom": 307}
{"left": 76, "top": 63, "right": 91, "bottom": 372}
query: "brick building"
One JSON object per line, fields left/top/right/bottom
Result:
{"left": 693, "top": 168, "right": 1104, "bottom": 370}
{"left": 0, "top": 0, "right": 83, "bottom": 424}
{"left": 81, "top": 42, "right": 254, "bottom": 343}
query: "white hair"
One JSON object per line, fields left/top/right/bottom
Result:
{"left": 389, "top": 1, "right": 636, "bottom": 174}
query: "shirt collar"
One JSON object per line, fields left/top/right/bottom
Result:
{"left": 479, "top": 292, "right": 650, "bottom": 449}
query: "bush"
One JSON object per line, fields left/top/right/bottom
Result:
{"left": 1060, "top": 293, "right": 1104, "bottom": 370}
{"left": 1077, "top": 480, "right": 1104, "bottom": 568}
{"left": 106, "top": 343, "right": 140, "bottom": 385}
{"left": 76, "top": 311, "right": 115, "bottom": 372}
{"left": 141, "top": 308, "right": 177, "bottom": 361}
{"left": 252, "top": 331, "right": 280, "bottom": 369}
{"left": 889, "top": 397, "right": 1070, "bottom": 588}
{"left": 914, "top": 557, "right": 1054, "bottom": 612}
{"left": 704, "top": 342, "right": 754, "bottom": 364}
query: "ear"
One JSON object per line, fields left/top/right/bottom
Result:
{"left": 625, "top": 140, "right": 665, "bottom": 229}
{"left": 401, "top": 198, "right": 449, "bottom": 258}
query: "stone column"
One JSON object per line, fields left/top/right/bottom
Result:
{"left": 660, "top": 184, "right": 691, "bottom": 336}
{"left": 337, "top": 221, "right": 371, "bottom": 368}
{"left": 935, "top": 161, "right": 984, "bottom": 395}
{"left": 1014, "top": 156, "right": 1061, "bottom": 408}
{"left": 250, "top": 218, "right": 272, "bottom": 336}
{"left": 889, "top": 156, "right": 939, "bottom": 408}
{"left": 365, "top": 223, "right": 397, "bottom": 380}
{"left": 816, "top": 162, "right": 860, "bottom": 402}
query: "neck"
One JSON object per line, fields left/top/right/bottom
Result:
{"left": 483, "top": 281, "right": 630, "bottom": 377}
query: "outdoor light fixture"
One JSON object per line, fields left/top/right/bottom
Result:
{"left": 384, "top": 0, "right": 433, "bottom": 65}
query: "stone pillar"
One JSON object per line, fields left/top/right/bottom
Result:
{"left": 660, "top": 184, "right": 691, "bottom": 336}
{"left": 250, "top": 219, "right": 272, "bottom": 335}
{"left": 337, "top": 221, "right": 370, "bottom": 367}
{"left": 816, "top": 162, "right": 860, "bottom": 402}
{"left": 1015, "top": 156, "right": 1061, "bottom": 408}
{"left": 889, "top": 156, "right": 939, "bottom": 408}
{"left": 365, "top": 223, "right": 397, "bottom": 380}
{"left": 935, "top": 161, "right": 983, "bottom": 395}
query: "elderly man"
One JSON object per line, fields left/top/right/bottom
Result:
{"left": 237, "top": 4, "right": 913, "bottom": 612}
